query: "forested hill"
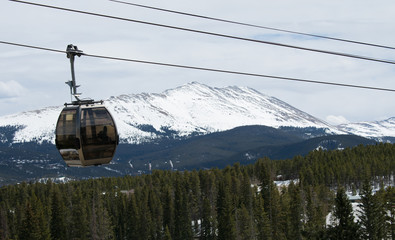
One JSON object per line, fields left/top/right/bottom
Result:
{"left": 0, "top": 143, "right": 394, "bottom": 239}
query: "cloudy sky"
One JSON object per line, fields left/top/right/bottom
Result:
{"left": 1, "top": 0, "right": 395, "bottom": 125}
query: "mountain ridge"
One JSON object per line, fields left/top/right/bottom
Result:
{"left": 0, "top": 82, "right": 342, "bottom": 144}
{"left": 338, "top": 117, "right": 395, "bottom": 141}
{"left": 1, "top": 82, "right": 395, "bottom": 146}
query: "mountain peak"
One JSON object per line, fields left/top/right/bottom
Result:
{"left": 0, "top": 82, "right": 339, "bottom": 144}
{"left": 91, "top": 82, "right": 338, "bottom": 143}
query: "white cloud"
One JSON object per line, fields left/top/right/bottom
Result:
{"left": 326, "top": 115, "right": 350, "bottom": 125}
{"left": 0, "top": 81, "right": 26, "bottom": 98}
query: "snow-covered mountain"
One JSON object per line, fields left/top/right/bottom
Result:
{"left": 106, "top": 82, "right": 341, "bottom": 143}
{"left": 0, "top": 106, "right": 60, "bottom": 144}
{"left": 6, "top": 82, "right": 395, "bottom": 145}
{"left": 338, "top": 118, "right": 395, "bottom": 141}
{"left": 0, "top": 82, "right": 340, "bottom": 144}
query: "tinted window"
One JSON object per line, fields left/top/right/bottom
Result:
{"left": 55, "top": 109, "right": 77, "bottom": 149}
{"left": 56, "top": 108, "right": 80, "bottom": 161}
{"left": 80, "top": 107, "right": 117, "bottom": 160}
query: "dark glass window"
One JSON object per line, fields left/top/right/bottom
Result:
{"left": 80, "top": 107, "right": 117, "bottom": 160}
{"left": 55, "top": 109, "right": 77, "bottom": 149}
{"left": 55, "top": 108, "right": 80, "bottom": 161}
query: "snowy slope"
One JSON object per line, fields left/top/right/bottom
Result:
{"left": 105, "top": 82, "right": 339, "bottom": 143}
{"left": 0, "top": 82, "right": 340, "bottom": 144}
{"left": 0, "top": 106, "right": 61, "bottom": 144}
{"left": 338, "top": 117, "right": 395, "bottom": 140}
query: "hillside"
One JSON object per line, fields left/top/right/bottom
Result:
{"left": 0, "top": 125, "right": 376, "bottom": 186}
{"left": 0, "top": 143, "right": 393, "bottom": 240}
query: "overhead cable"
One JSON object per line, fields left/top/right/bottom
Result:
{"left": 109, "top": 0, "right": 395, "bottom": 51}
{"left": 0, "top": 41, "right": 65, "bottom": 54}
{"left": 9, "top": 0, "right": 395, "bottom": 66}
{"left": 1, "top": 40, "right": 395, "bottom": 93}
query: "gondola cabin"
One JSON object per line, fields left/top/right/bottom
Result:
{"left": 55, "top": 104, "right": 118, "bottom": 167}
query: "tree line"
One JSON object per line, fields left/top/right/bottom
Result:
{"left": 0, "top": 143, "right": 394, "bottom": 239}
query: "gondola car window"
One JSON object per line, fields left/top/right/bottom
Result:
{"left": 55, "top": 108, "right": 79, "bottom": 160}
{"left": 56, "top": 109, "right": 77, "bottom": 148}
{"left": 81, "top": 107, "right": 117, "bottom": 161}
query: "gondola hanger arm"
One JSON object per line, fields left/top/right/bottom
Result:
{"left": 66, "top": 44, "right": 83, "bottom": 102}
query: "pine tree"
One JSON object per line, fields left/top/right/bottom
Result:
{"left": 256, "top": 157, "right": 275, "bottom": 214}
{"left": 70, "top": 187, "right": 89, "bottom": 240}
{"left": 253, "top": 191, "right": 271, "bottom": 240}
{"left": 19, "top": 197, "right": 50, "bottom": 240}
{"left": 187, "top": 170, "right": 201, "bottom": 237}
{"left": 384, "top": 187, "right": 395, "bottom": 240}
{"left": 90, "top": 195, "right": 114, "bottom": 240}
{"left": 216, "top": 180, "right": 236, "bottom": 240}
{"left": 137, "top": 187, "right": 153, "bottom": 240}
{"left": 287, "top": 181, "right": 303, "bottom": 240}
{"left": 239, "top": 171, "right": 253, "bottom": 211}
{"left": 32, "top": 192, "right": 51, "bottom": 240}
{"left": 10, "top": 201, "right": 22, "bottom": 239}
{"left": 126, "top": 194, "right": 140, "bottom": 240}
{"left": 164, "top": 225, "right": 172, "bottom": 240}
{"left": 113, "top": 194, "right": 127, "bottom": 240}
{"left": 173, "top": 176, "right": 192, "bottom": 240}
{"left": 256, "top": 157, "right": 284, "bottom": 239}
{"left": 0, "top": 202, "right": 8, "bottom": 240}
{"left": 270, "top": 184, "right": 286, "bottom": 239}
{"left": 303, "top": 186, "right": 327, "bottom": 240}
{"left": 358, "top": 180, "right": 387, "bottom": 240}
{"left": 236, "top": 204, "right": 255, "bottom": 240}
{"left": 329, "top": 187, "right": 360, "bottom": 240}
{"left": 148, "top": 187, "right": 163, "bottom": 239}
{"left": 162, "top": 186, "right": 175, "bottom": 238}
{"left": 50, "top": 186, "right": 67, "bottom": 240}
{"left": 256, "top": 157, "right": 286, "bottom": 239}
{"left": 200, "top": 196, "right": 215, "bottom": 240}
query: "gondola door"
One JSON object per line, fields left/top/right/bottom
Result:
{"left": 79, "top": 106, "right": 118, "bottom": 166}
{"left": 55, "top": 106, "right": 82, "bottom": 166}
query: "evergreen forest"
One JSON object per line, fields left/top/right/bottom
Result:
{"left": 0, "top": 143, "right": 394, "bottom": 239}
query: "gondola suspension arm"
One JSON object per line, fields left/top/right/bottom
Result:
{"left": 66, "top": 44, "right": 83, "bottom": 102}
{"left": 64, "top": 44, "right": 103, "bottom": 106}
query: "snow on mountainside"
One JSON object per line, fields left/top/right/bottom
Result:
{"left": 0, "top": 106, "right": 61, "bottom": 143}
{"left": 338, "top": 117, "right": 395, "bottom": 140}
{"left": 0, "top": 82, "right": 340, "bottom": 144}
{"left": 107, "top": 82, "right": 339, "bottom": 143}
